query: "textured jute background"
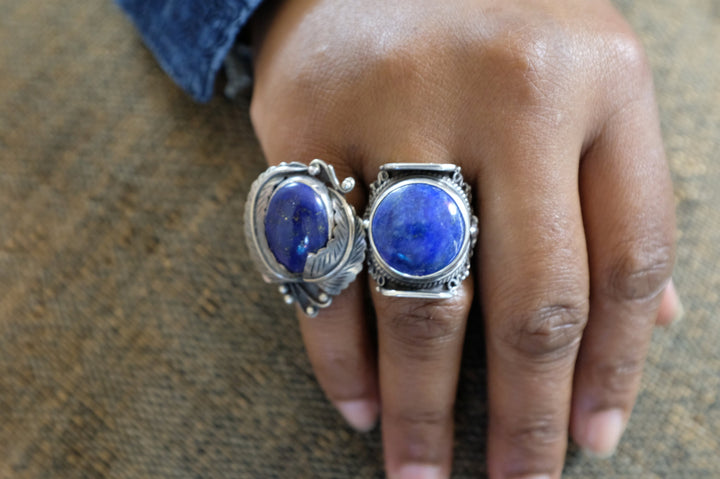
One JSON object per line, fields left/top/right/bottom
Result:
{"left": 1, "top": 0, "right": 718, "bottom": 477}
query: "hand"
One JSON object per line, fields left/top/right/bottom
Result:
{"left": 249, "top": 1, "right": 679, "bottom": 477}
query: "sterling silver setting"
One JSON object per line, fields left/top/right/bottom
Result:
{"left": 244, "top": 159, "right": 365, "bottom": 317}
{"left": 364, "top": 163, "right": 478, "bottom": 299}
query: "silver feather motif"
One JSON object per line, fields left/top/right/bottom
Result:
{"left": 304, "top": 197, "right": 349, "bottom": 279}
{"left": 304, "top": 197, "right": 366, "bottom": 295}
{"left": 309, "top": 159, "right": 355, "bottom": 193}
{"left": 309, "top": 219, "right": 366, "bottom": 296}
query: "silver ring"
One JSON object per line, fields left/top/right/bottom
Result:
{"left": 364, "top": 163, "right": 478, "bottom": 299}
{"left": 244, "top": 159, "right": 366, "bottom": 317}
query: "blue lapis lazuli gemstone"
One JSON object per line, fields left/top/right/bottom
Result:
{"left": 264, "top": 182, "right": 329, "bottom": 274}
{"left": 371, "top": 183, "right": 465, "bottom": 277}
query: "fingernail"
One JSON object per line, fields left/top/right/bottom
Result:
{"left": 395, "top": 464, "right": 443, "bottom": 479}
{"left": 673, "top": 296, "right": 686, "bottom": 323}
{"left": 335, "top": 400, "right": 378, "bottom": 432}
{"left": 665, "top": 279, "right": 685, "bottom": 326}
{"left": 581, "top": 409, "right": 625, "bottom": 458}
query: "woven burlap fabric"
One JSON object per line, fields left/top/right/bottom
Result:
{"left": 0, "top": 0, "right": 717, "bottom": 477}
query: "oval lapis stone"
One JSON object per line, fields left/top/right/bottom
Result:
{"left": 371, "top": 183, "right": 465, "bottom": 277}
{"left": 264, "top": 182, "right": 329, "bottom": 274}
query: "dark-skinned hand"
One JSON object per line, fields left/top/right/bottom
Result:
{"left": 249, "top": 1, "right": 681, "bottom": 477}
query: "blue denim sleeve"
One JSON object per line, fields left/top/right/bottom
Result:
{"left": 116, "top": 0, "right": 265, "bottom": 102}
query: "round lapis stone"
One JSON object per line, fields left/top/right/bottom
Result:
{"left": 264, "top": 182, "right": 329, "bottom": 274}
{"left": 371, "top": 183, "right": 465, "bottom": 277}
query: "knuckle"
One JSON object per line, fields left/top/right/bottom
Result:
{"left": 381, "top": 299, "right": 466, "bottom": 355}
{"left": 502, "top": 411, "right": 566, "bottom": 449}
{"left": 497, "top": 295, "right": 589, "bottom": 363}
{"left": 593, "top": 356, "right": 645, "bottom": 396}
{"left": 390, "top": 407, "right": 451, "bottom": 429}
{"left": 310, "top": 347, "right": 372, "bottom": 402}
{"left": 483, "top": 26, "right": 571, "bottom": 107}
{"left": 607, "top": 240, "right": 674, "bottom": 302}
{"left": 317, "top": 347, "right": 358, "bottom": 377}
{"left": 370, "top": 41, "right": 423, "bottom": 79}
{"left": 385, "top": 407, "right": 451, "bottom": 463}
{"left": 594, "top": 28, "right": 654, "bottom": 105}
{"left": 605, "top": 30, "right": 652, "bottom": 81}
{"left": 499, "top": 30, "right": 550, "bottom": 76}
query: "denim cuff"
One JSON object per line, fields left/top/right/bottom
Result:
{"left": 116, "top": 0, "right": 264, "bottom": 102}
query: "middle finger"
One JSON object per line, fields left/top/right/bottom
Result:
{"left": 365, "top": 161, "right": 475, "bottom": 479}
